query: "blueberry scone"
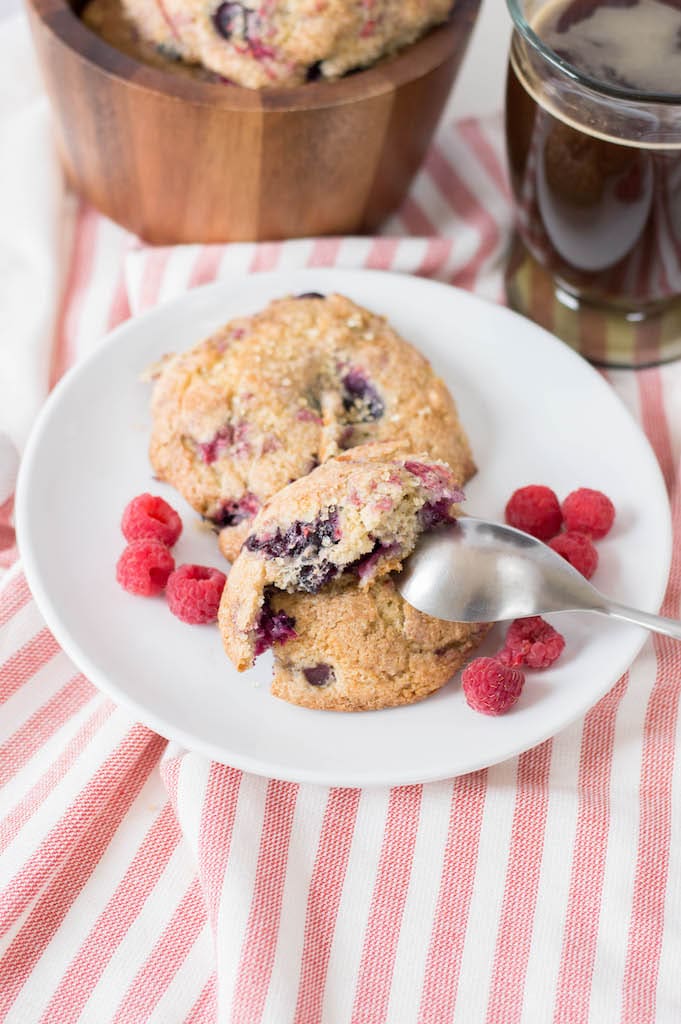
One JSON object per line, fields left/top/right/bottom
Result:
{"left": 118, "top": 0, "right": 453, "bottom": 89}
{"left": 149, "top": 293, "right": 475, "bottom": 561}
{"left": 218, "top": 443, "right": 487, "bottom": 709}
{"left": 264, "top": 577, "right": 487, "bottom": 711}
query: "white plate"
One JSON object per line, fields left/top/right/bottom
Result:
{"left": 16, "top": 270, "right": 671, "bottom": 787}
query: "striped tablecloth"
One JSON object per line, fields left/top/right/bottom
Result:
{"left": 1, "top": 112, "right": 680, "bottom": 1024}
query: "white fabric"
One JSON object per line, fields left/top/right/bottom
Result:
{"left": 0, "top": 15, "right": 69, "bottom": 453}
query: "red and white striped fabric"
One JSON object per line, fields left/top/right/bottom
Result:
{"left": 2, "top": 115, "right": 681, "bottom": 1024}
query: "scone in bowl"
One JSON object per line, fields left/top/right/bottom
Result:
{"left": 26, "top": 0, "right": 480, "bottom": 243}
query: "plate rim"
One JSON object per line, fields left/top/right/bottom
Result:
{"left": 15, "top": 269, "right": 673, "bottom": 786}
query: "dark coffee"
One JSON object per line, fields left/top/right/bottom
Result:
{"left": 506, "top": 0, "right": 681, "bottom": 307}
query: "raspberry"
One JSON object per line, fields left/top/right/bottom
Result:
{"left": 561, "top": 488, "right": 615, "bottom": 539}
{"left": 497, "top": 616, "right": 566, "bottom": 669}
{"left": 461, "top": 657, "right": 525, "bottom": 715}
{"left": 166, "top": 564, "right": 227, "bottom": 624}
{"left": 505, "top": 485, "right": 562, "bottom": 540}
{"left": 122, "top": 493, "right": 182, "bottom": 547}
{"left": 548, "top": 531, "right": 598, "bottom": 579}
{"left": 116, "top": 540, "right": 175, "bottom": 596}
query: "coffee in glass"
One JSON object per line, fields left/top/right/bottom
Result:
{"left": 505, "top": 0, "right": 681, "bottom": 366}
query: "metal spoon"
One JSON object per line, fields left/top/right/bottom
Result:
{"left": 396, "top": 516, "right": 681, "bottom": 640}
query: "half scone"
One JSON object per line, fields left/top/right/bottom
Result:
{"left": 218, "top": 442, "right": 488, "bottom": 711}
{"left": 149, "top": 292, "right": 475, "bottom": 561}
{"left": 115, "top": 0, "right": 453, "bottom": 89}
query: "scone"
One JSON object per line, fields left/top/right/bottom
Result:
{"left": 117, "top": 0, "right": 454, "bottom": 88}
{"left": 267, "top": 576, "right": 488, "bottom": 711}
{"left": 149, "top": 292, "right": 475, "bottom": 561}
{"left": 218, "top": 443, "right": 487, "bottom": 709}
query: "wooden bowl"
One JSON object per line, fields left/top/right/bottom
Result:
{"left": 26, "top": 0, "right": 481, "bottom": 243}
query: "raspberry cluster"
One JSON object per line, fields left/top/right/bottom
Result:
{"left": 116, "top": 493, "right": 226, "bottom": 624}
{"left": 463, "top": 615, "right": 565, "bottom": 716}
{"left": 505, "top": 484, "right": 615, "bottom": 580}
{"left": 463, "top": 482, "right": 615, "bottom": 717}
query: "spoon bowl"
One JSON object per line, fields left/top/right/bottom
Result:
{"left": 397, "top": 517, "right": 681, "bottom": 642}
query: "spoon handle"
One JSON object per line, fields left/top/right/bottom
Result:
{"left": 598, "top": 600, "right": 681, "bottom": 642}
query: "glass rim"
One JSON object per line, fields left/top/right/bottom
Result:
{"left": 506, "top": 0, "right": 681, "bottom": 107}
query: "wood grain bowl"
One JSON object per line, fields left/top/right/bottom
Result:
{"left": 27, "top": 0, "right": 481, "bottom": 243}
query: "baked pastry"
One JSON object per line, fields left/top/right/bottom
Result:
{"left": 112, "top": 0, "right": 453, "bottom": 88}
{"left": 266, "top": 575, "right": 487, "bottom": 711}
{"left": 149, "top": 292, "right": 475, "bottom": 561}
{"left": 218, "top": 443, "right": 486, "bottom": 709}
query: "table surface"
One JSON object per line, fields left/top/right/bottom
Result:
{"left": 1, "top": 0, "right": 512, "bottom": 117}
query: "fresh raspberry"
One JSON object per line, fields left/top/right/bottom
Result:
{"left": 561, "top": 488, "right": 615, "bottom": 539}
{"left": 461, "top": 657, "right": 525, "bottom": 716}
{"left": 505, "top": 485, "right": 562, "bottom": 540}
{"left": 549, "top": 531, "right": 598, "bottom": 579}
{"left": 166, "top": 564, "right": 227, "bottom": 624}
{"left": 497, "top": 616, "right": 566, "bottom": 669}
{"left": 116, "top": 540, "right": 175, "bottom": 596}
{"left": 121, "top": 493, "right": 182, "bottom": 547}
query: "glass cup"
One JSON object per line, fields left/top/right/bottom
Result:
{"left": 504, "top": 0, "right": 681, "bottom": 367}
